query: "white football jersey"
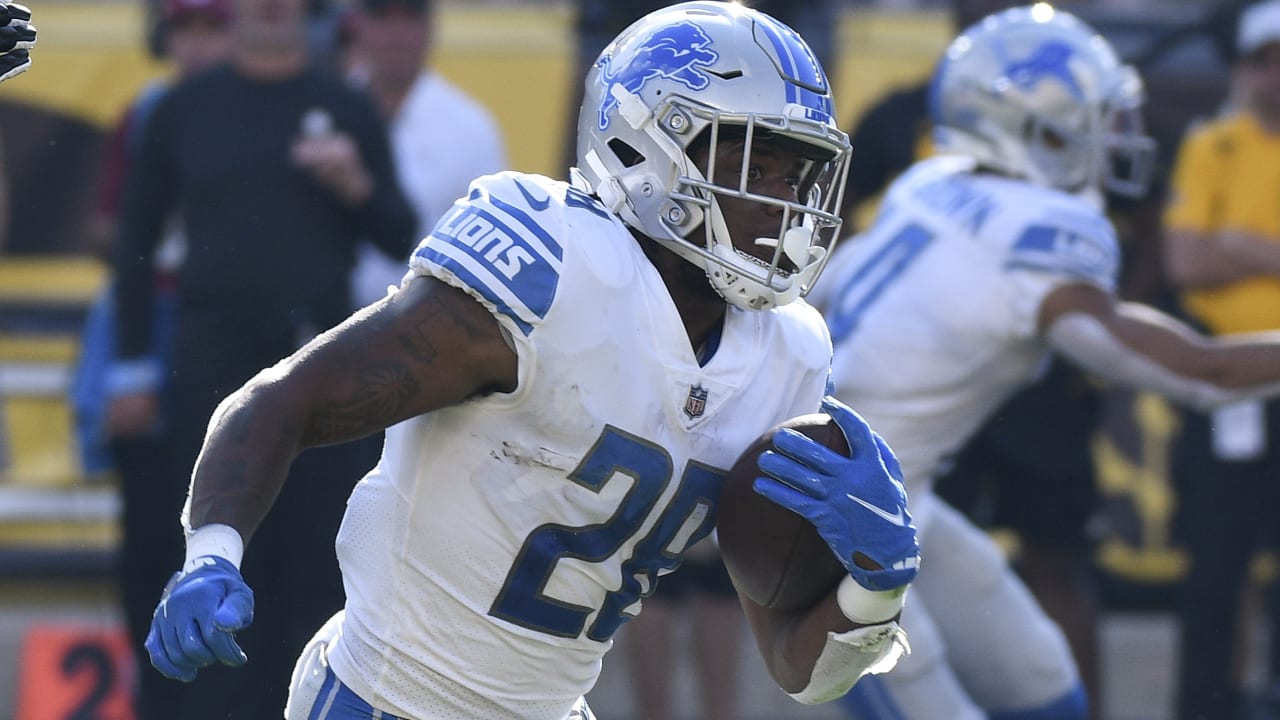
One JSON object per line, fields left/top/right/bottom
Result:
{"left": 810, "top": 155, "right": 1118, "bottom": 502}
{"left": 327, "top": 172, "right": 831, "bottom": 720}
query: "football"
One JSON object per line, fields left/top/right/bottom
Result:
{"left": 717, "top": 413, "right": 850, "bottom": 612}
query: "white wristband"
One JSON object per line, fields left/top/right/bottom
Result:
{"left": 183, "top": 523, "right": 245, "bottom": 573}
{"left": 836, "top": 575, "right": 907, "bottom": 625}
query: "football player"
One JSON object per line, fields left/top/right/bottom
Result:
{"left": 142, "top": 3, "right": 919, "bottom": 719}
{"left": 0, "top": 1, "right": 33, "bottom": 82}
{"left": 809, "top": 5, "right": 1280, "bottom": 719}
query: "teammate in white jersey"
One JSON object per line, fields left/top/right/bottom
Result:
{"left": 142, "top": 4, "right": 921, "bottom": 719}
{"left": 809, "top": 5, "right": 1280, "bottom": 719}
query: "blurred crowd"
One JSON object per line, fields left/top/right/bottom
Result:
{"left": 1, "top": 0, "right": 1279, "bottom": 719}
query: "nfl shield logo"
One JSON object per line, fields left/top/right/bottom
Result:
{"left": 684, "top": 384, "right": 709, "bottom": 419}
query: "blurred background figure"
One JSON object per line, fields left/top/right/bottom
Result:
{"left": 1163, "top": 2, "right": 1280, "bottom": 717}
{"left": 71, "top": 0, "right": 233, "bottom": 716}
{"left": 341, "top": 0, "right": 507, "bottom": 309}
{"left": 105, "top": 0, "right": 414, "bottom": 714}
{"left": 88, "top": 0, "right": 233, "bottom": 261}
{"left": 815, "top": 3, "right": 1280, "bottom": 718}
{"left": 834, "top": 3, "right": 1103, "bottom": 716}
{"left": 838, "top": 0, "right": 1022, "bottom": 233}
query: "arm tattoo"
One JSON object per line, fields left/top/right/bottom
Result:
{"left": 302, "top": 279, "right": 508, "bottom": 443}
{"left": 308, "top": 363, "right": 421, "bottom": 444}
{"left": 397, "top": 318, "right": 439, "bottom": 365}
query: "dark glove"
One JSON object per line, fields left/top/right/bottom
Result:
{"left": 0, "top": 2, "right": 34, "bottom": 82}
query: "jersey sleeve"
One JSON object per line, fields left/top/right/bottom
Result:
{"left": 779, "top": 300, "right": 834, "bottom": 418}
{"left": 999, "top": 202, "right": 1120, "bottom": 337}
{"left": 409, "top": 172, "right": 567, "bottom": 339}
{"left": 1002, "top": 205, "right": 1119, "bottom": 291}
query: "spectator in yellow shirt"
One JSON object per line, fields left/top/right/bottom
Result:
{"left": 1163, "top": 2, "right": 1280, "bottom": 717}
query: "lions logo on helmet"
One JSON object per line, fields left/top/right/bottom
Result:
{"left": 596, "top": 21, "right": 719, "bottom": 131}
{"left": 1002, "top": 41, "right": 1085, "bottom": 99}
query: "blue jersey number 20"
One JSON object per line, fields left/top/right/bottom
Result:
{"left": 489, "top": 426, "right": 724, "bottom": 642}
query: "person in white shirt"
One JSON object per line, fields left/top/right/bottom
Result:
{"left": 344, "top": 0, "right": 508, "bottom": 308}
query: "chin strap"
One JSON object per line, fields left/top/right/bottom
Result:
{"left": 580, "top": 151, "right": 628, "bottom": 216}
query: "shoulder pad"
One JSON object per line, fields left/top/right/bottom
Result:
{"left": 411, "top": 173, "right": 568, "bottom": 337}
{"left": 1004, "top": 204, "right": 1119, "bottom": 290}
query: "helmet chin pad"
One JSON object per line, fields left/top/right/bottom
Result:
{"left": 703, "top": 225, "right": 828, "bottom": 312}
{"left": 708, "top": 243, "right": 791, "bottom": 311}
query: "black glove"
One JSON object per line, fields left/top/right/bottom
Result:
{"left": 0, "top": 2, "right": 34, "bottom": 82}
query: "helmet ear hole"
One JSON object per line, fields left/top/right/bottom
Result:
{"left": 609, "top": 139, "right": 646, "bottom": 168}
{"left": 1022, "top": 119, "right": 1067, "bottom": 150}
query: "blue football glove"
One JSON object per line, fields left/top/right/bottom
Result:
{"left": 755, "top": 396, "right": 920, "bottom": 591}
{"left": 0, "top": 2, "right": 34, "bottom": 83}
{"left": 145, "top": 556, "right": 254, "bottom": 681}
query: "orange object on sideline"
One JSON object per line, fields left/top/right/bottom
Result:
{"left": 15, "top": 623, "right": 136, "bottom": 720}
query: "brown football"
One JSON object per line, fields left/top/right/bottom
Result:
{"left": 717, "top": 413, "right": 850, "bottom": 612}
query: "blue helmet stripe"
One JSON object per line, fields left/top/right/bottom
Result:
{"left": 755, "top": 16, "right": 799, "bottom": 104}
{"left": 798, "top": 87, "right": 833, "bottom": 118}
{"left": 756, "top": 13, "right": 825, "bottom": 89}
{"left": 754, "top": 14, "right": 833, "bottom": 116}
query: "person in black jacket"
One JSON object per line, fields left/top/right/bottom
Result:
{"left": 106, "top": 0, "right": 415, "bottom": 716}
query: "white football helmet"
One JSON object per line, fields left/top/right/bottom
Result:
{"left": 574, "top": 1, "right": 851, "bottom": 311}
{"left": 930, "top": 4, "right": 1155, "bottom": 198}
